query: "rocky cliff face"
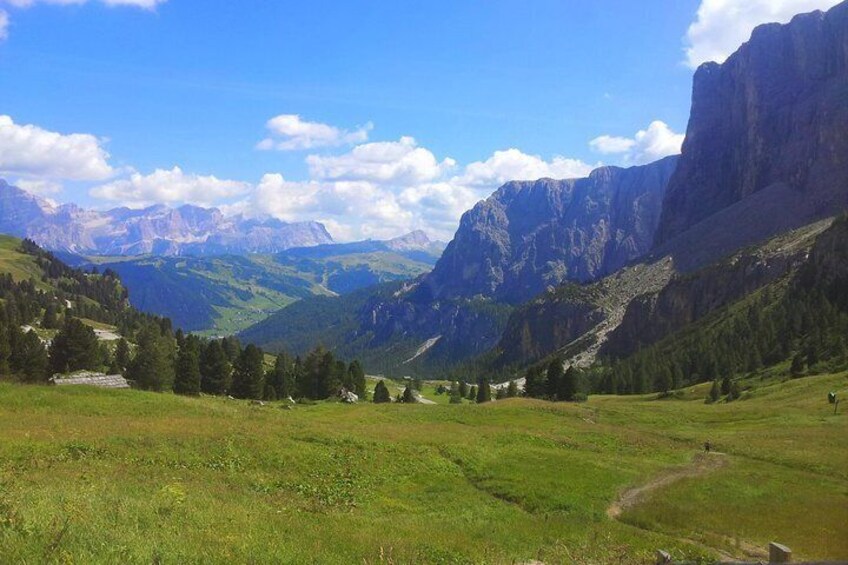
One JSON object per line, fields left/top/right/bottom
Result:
{"left": 655, "top": 2, "right": 848, "bottom": 250}
{"left": 604, "top": 220, "right": 832, "bottom": 359}
{"left": 418, "top": 156, "right": 677, "bottom": 305}
{"left": 0, "top": 182, "right": 333, "bottom": 255}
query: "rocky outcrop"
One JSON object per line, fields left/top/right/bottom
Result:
{"left": 0, "top": 182, "right": 333, "bottom": 255}
{"left": 605, "top": 220, "right": 833, "bottom": 359}
{"left": 655, "top": 2, "right": 848, "bottom": 251}
{"left": 417, "top": 156, "right": 678, "bottom": 304}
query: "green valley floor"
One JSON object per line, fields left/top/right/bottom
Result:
{"left": 0, "top": 373, "right": 845, "bottom": 564}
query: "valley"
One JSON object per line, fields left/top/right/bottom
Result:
{"left": 0, "top": 372, "right": 844, "bottom": 563}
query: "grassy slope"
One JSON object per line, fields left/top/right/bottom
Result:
{"left": 87, "top": 251, "right": 435, "bottom": 336}
{"left": 0, "top": 373, "right": 845, "bottom": 563}
{"left": 0, "top": 235, "right": 49, "bottom": 289}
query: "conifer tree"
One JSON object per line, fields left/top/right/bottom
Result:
{"left": 174, "top": 336, "right": 202, "bottom": 396}
{"left": 114, "top": 338, "right": 131, "bottom": 374}
{"left": 468, "top": 385, "right": 477, "bottom": 401}
{"left": 49, "top": 317, "right": 101, "bottom": 374}
{"left": 347, "top": 360, "right": 367, "bottom": 397}
{"left": 476, "top": 379, "right": 491, "bottom": 403}
{"left": 707, "top": 380, "right": 720, "bottom": 403}
{"left": 14, "top": 330, "right": 49, "bottom": 382}
{"left": 127, "top": 323, "right": 175, "bottom": 392}
{"left": 402, "top": 385, "right": 416, "bottom": 404}
{"left": 200, "top": 340, "right": 232, "bottom": 395}
{"left": 373, "top": 380, "right": 391, "bottom": 403}
{"left": 231, "top": 344, "right": 265, "bottom": 399}
{"left": 449, "top": 381, "right": 463, "bottom": 404}
{"left": 506, "top": 380, "right": 519, "bottom": 398}
{"left": 546, "top": 358, "right": 564, "bottom": 400}
{"left": 458, "top": 380, "right": 468, "bottom": 398}
{"left": 560, "top": 366, "right": 579, "bottom": 401}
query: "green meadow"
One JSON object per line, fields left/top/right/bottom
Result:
{"left": 0, "top": 373, "right": 845, "bottom": 564}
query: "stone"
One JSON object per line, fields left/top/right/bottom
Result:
{"left": 769, "top": 542, "right": 792, "bottom": 563}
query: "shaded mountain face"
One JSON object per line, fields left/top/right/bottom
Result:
{"left": 655, "top": 2, "right": 848, "bottom": 253}
{"left": 239, "top": 158, "right": 678, "bottom": 376}
{"left": 0, "top": 182, "right": 333, "bottom": 255}
{"left": 417, "top": 156, "right": 678, "bottom": 305}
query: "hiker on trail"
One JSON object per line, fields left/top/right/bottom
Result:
{"left": 704, "top": 440, "right": 711, "bottom": 453}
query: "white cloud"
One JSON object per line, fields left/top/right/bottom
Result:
{"left": 231, "top": 142, "right": 597, "bottom": 242}
{"left": 257, "top": 114, "right": 373, "bottom": 151}
{"left": 0, "top": 115, "right": 114, "bottom": 180}
{"left": 1, "top": 0, "right": 165, "bottom": 8}
{"left": 458, "top": 148, "right": 594, "bottom": 188}
{"left": 0, "top": 0, "right": 165, "bottom": 40}
{"left": 89, "top": 166, "right": 250, "bottom": 208}
{"left": 307, "top": 136, "right": 455, "bottom": 185}
{"left": 0, "top": 10, "right": 8, "bottom": 40}
{"left": 589, "top": 120, "right": 684, "bottom": 166}
{"left": 14, "top": 178, "right": 63, "bottom": 195}
{"left": 684, "top": 0, "right": 841, "bottom": 68}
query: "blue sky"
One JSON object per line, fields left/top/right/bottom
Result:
{"left": 0, "top": 0, "right": 839, "bottom": 240}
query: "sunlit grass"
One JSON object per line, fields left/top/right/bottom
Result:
{"left": 0, "top": 372, "right": 845, "bottom": 563}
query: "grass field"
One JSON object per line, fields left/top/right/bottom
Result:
{"left": 0, "top": 373, "right": 845, "bottom": 563}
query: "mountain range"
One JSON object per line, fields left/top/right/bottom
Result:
{"left": 239, "top": 2, "right": 848, "bottom": 379}
{"left": 0, "top": 183, "right": 333, "bottom": 255}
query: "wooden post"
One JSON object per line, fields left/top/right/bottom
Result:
{"left": 655, "top": 549, "right": 672, "bottom": 565}
{"left": 769, "top": 542, "right": 791, "bottom": 563}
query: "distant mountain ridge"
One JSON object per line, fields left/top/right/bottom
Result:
{"left": 0, "top": 181, "right": 333, "bottom": 255}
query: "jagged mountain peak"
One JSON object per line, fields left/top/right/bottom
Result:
{"left": 0, "top": 181, "right": 334, "bottom": 255}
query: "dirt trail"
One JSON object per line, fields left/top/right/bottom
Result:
{"left": 607, "top": 452, "right": 728, "bottom": 519}
{"left": 606, "top": 452, "right": 768, "bottom": 562}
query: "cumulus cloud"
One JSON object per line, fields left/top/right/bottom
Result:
{"left": 231, "top": 141, "right": 596, "bottom": 242}
{"left": 257, "top": 114, "right": 373, "bottom": 151}
{"left": 458, "top": 148, "right": 594, "bottom": 188}
{"left": 589, "top": 120, "right": 684, "bottom": 166}
{"left": 14, "top": 178, "right": 63, "bottom": 196}
{"left": 684, "top": 0, "right": 842, "bottom": 68}
{"left": 89, "top": 166, "right": 250, "bottom": 208}
{"left": 306, "top": 136, "right": 455, "bottom": 185}
{"left": 0, "top": 0, "right": 165, "bottom": 40}
{"left": 0, "top": 115, "right": 114, "bottom": 181}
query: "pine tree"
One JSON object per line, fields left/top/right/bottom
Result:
{"left": 458, "top": 380, "right": 468, "bottom": 398}
{"left": 707, "top": 380, "right": 720, "bottom": 404}
{"left": 449, "top": 381, "right": 463, "bottom": 404}
{"left": 114, "top": 338, "right": 131, "bottom": 374}
{"left": 373, "top": 380, "right": 391, "bottom": 403}
{"left": 49, "top": 317, "right": 101, "bottom": 374}
{"left": 174, "top": 336, "right": 202, "bottom": 395}
{"left": 559, "top": 366, "right": 579, "bottom": 402}
{"left": 546, "top": 358, "right": 564, "bottom": 400}
{"left": 231, "top": 344, "right": 265, "bottom": 399}
{"left": 347, "top": 360, "right": 367, "bottom": 397}
{"left": 14, "top": 330, "right": 49, "bottom": 383}
{"left": 506, "top": 380, "right": 519, "bottom": 398}
{"left": 266, "top": 352, "right": 296, "bottom": 400}
{"left": 402, "top": 385, "right": 416, "bottom": 403}
{"left": 200, "top": 340, "right": 232, "bottom": 395}
{"left": 495, "top": 387, "right": 507, "bottom": 400}
{"left": 476, "top": 379, "right": 491, "bottom": 403}
{"left": 127, "top": 324, "right": 175, "bottom": 392}
{"left": 468, "top": 386, "right": 477, "bottom": 401}
{"left": 524, "top": 366, "right": 546, "bottom": 398}
{"left": 720, "top": 376, "right": 732, "bottom": 396}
